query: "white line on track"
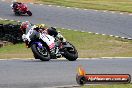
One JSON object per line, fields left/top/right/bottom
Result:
{"left": 88, "top": 32, "right": 92, "bottom": 34}
{"left": 39, "top": 4, "right": 43, "bottom": 6}
{"left": 102, "top": 34, "right": 106, "bottom": 36}
{"left": 103, "top": 10, "right": 107, "bottom": 12}
{"left": 45, "top": 85, "right": 80, "bottom": 88}
{"left": 30, "top": 3, "right": 34, "bottom": 4}
{"left": 121, "top": 37, "right": 125, "bottom": 39}
{"left": 81, "top": 31, "right": 85, "bottom": 32}
{"left": 73, "top": 30, "right": 78, "bottom": 31}
{"left": 75, "top": 8, "right": 79, "bottom": 10}
{"left": 129, "top": 14, "right": 132, "bottom": 16}
{"left": 120, "top": 13, "right": 124, "bottom": 15}
{"left": 128, "top": 38, "right": 132, "bottom": 40}
{"left": 101, "top": 57, "right": 132, "bottom": 59}
{"left": 48, "top": 5, "right": 52, "bottom": 7}
{"left": 115, "top": 36, "right": 119, "bottom": 38}
{"left": 61, "top": 28, "right": 65, "bottom": 29}
{"left": 0, "top": 57, "right": 132, "bottom": 61}
{"left": 84, "top": 9, "right": 88, "bottom": 11}
{"left": 111, "top": 11, "right": 115, "bottom": 14}
{"left": 0, "top": 58, "right": 34, "bottom": 60}
{"left": 95, "top": 33, "right": 99, "bottom": 35}
{"left": 94, "top": 10, "right": 98, "bottom": 12}
{"left": 110, "top": 35, "right": 114, "bottom": 37}
{"left": 57, "top": 6, "right": 61, "bottom": 7}
{"left": 66, "top": 7, "right": 70, "bottom": 8}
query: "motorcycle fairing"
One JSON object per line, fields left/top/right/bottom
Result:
{"left": 32, "top": 42, "right": 43, "bottom": 49}
{"left": 40, "top": 33, "right": 55, "bottom": 49}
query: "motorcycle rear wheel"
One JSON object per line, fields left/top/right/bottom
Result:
{"left": 31, "top": 44, "right": 50, "bottom": 61}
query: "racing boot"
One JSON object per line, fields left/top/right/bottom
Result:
{"left": 56, "top": 31, "right": 66, "bottom": 45}
{"left": 50, "top": 47, "right": 57, "bottom": 59}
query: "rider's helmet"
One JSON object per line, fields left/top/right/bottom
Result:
{"left": 36, "top": 24, "right": 45, "bottom": 29}
{"left": 20, "top": 21, "right": 30, "bottom": 33}
{"left": 34, "top": 24, "right": 46, "bottom": 32}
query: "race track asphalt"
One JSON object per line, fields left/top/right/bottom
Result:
{"left": 0, "top": 58, "right": 132, "bottom": 88}
{"left": 0, "top": 1, "right": 132, "bottom": 38}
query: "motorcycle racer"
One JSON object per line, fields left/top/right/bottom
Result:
{"left": 20, "top": 21, "right": 78, "bottom": 61}
{"left": 35, "top": 24, "right": 66, "bottom": 43}
{"left": 11, "top": 2, "right": 32, "bottom": 16}
{"left": 11, "top": 2, "right": 23, "bottom": 11}
{"left": 20, "top": 21, "right": 66, "bottom": 44}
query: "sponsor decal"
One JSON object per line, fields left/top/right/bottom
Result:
{"left": 49, "top": 43, "right": 55, "bottom": 49}
{"left": 76, "top": 66, "right": 131, "bottom": 85}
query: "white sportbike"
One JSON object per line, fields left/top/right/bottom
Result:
{"left": 22, "top": 25, "right": 78, "bottom": 61}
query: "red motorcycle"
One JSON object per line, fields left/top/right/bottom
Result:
{"left": 11, "top": 3, "right": 32, "bottom": 16}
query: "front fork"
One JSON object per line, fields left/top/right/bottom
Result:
{"left": 25, "top": 40, "right": 29, "bottom": 48}
{"left": 55, "top": 40, "right": 64, "bottom": 56}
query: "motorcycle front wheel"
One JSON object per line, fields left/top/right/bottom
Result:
{"left": 31, "top": 44, "right": 50, "bottom": 61}
{"left": 27, "top": 10, "right": 32, "bottom": 16}
{"left": 14, "top": 11, "right": 20, "bottom": 16}
{"left": 62, "top": 42, "right": 78, "bottom": 61}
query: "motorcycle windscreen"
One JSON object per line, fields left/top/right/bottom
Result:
{"left": 25, "top": 26, "right": 36, "bottom": 42}
{"left": 25, "top": 23, "right": 33, "bottom": 34}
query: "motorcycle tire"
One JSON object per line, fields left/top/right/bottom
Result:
{"left": 31, "top": 44, "right": 50, "bottom": 61}
{"left": 14, "top": 11, "right": 20, "bottom": 16}
{"left": 62, "top": 42, "right": 78, "bottom": 61}
{"left": 27, "top": 11, "right": 32, "bottom": 16}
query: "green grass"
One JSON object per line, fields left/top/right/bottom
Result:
{"left": 36, "top": 0, "right": 132, "bottom": 13}
{"left": 0, "top": 20, "right": 20, "bottom": 25}
{"left": 58, "top": 29, "right": 132, "bottom": 58}
{"left": 1, "top": 28, "right": 132, "bottom": 58}
{"left": 1, "top": 20, "right": 132, "bottom": 59}
{"left": 0, "top": 43, "right": 33, "bottom": 59}
{"left": 82, "top": 84, "right": 132, "bottom": 88}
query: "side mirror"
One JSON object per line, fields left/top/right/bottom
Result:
{"left": 51, "top": 27, "right": 56, "bottom": 30}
